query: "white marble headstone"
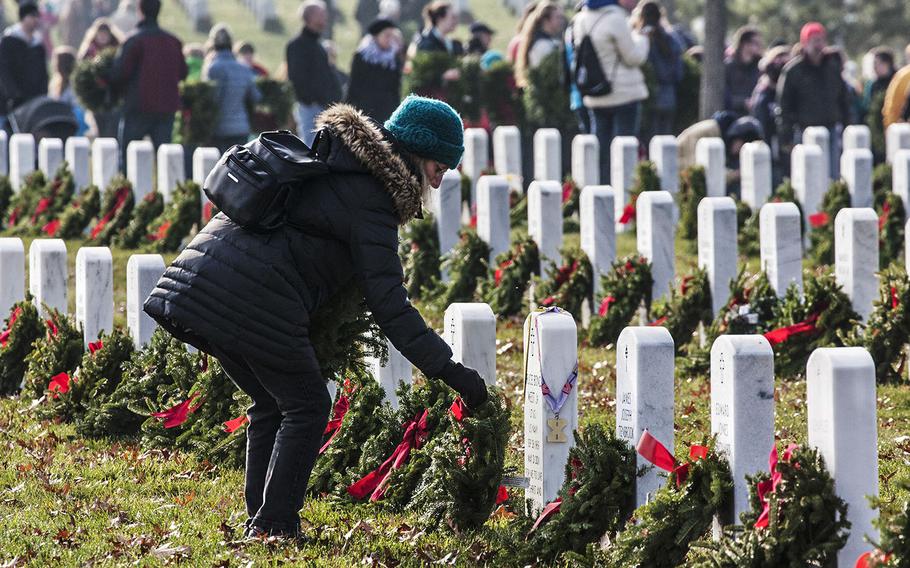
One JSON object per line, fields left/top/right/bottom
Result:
{"left": 65, "top": 137, "right": 91, "bottom": 191}
{"left": 791, "top": 144, "right": 826, "bottom": 225}
{"left": 616, "top": 326, "right": 675, "bottom": 507}
{"left": 91, "top": 138, "right": 119, "bottom": 191}
{"left": 463, "top": 128, "right": 489, "bottom": 204}
{"left": 611, "top": 136, "right": 638, "bottom": 231}
{"left": 157, "top": 143, "right": 186, "bottom": 202}
{"left": 893, "top": 149, "right": 910, "bottom": 213}
{"left": 75, "top": 247, "right": 114, "bottom": 347}
{"left": 528, "top": 181, "right": 563, "bottom": 272}
{"left": 842, "top": 124, "right": 871, "bottom": 153}
{"left": 649, "top": 135, "right": 678, "bottom": 193}
{"left": 38, "top": 138, "right": 64, "bottom": 178}
{"left": 493, "top": 125, "right": 522, "bottom": 180}
{"left": 192, "top": 146, "right": 220, "bottom": 184}
{"left": 698, "top": 197, "right": 738, "bottom": 316}
{"left": 476, "top": 175, "right": 511, "bottom": 263}
{"left": 126, "top": 254, "right": 165, "bottom": 348}
{"left": 759, "top": 202, "right": 803, "bottom": 297}
{"left": 9, "top": 133, "right": 35, "bottom": 192}
{"left": 696, "top": 137, "right": 726, "bottom": 197}
{"left": 444, "top": 302, "right": 496, "bottom": 386}
{"left": 886, "top": 122, "right": 910, "bottom": 164}
{"left": 834, "top": 208, "right": 878, "bottom": 321}
{"left": 0, "top": 238, "right": 25, "bottom": 319}
{"left": 580, "top": 185, "right": 615, "bottom": 296}
{"left": 807, "top": 347, "right": 878, "bottom": 567}
{"left": 431, "top": 170, "right": 462, "bottom": 282}
{"left": 534, "top": 128, "right": 562, "bottom": 182}
{"left": 637, "top": 191, "right": 675, "bottom": 300}
{"left": 803, "top": 126, "right": 832, "bottom": 182}
{"left": 711, "top": 335, "right": 775, "bottom": 521}
{"left": 368, "top": 336, "right": 412, "bottom": 410}
{"left": 524, "top": 308, "right": 578, "bottom": 513}
{"left": 126, "top": 140, "right": 154, "bottom": 201}
{"left": 841, "top": 148, "right": 873, "bottom": 208}
{"left": 740, "top": 141, "right": 772, "bottom": 209}
{"left": 29, "top": 239, "right": 68, "bottom": 317}
{"left": 571, "top": 134, "right": 599, "bottom": 189}
{"left": 0, "top": 131, "right": 7, "bottom": 176}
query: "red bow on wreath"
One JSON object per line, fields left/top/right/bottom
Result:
{"left": 598, "top": 296, "right": 616, "bottom": 317}
{"left": 151, "top": 392, "right": 204, "bottom": 429}
{"left": 494, "top": 259, "right": 513, "bottom": 286}
{"left": 90, "top": 186, "right": 131, "bottom": 240}
{"left": 0, "top": 307, "right": 22, "bottom": 347}
{"left": 449, "top": 397, "right": 510, "bottom": 505}
{"left": 763, "top": 311, "right": 822, "bottom": 346}
{"left": 619, "top": 202, "right": 636, "bottom": 225}
{"left": 319, "top": 383, "right": 355, "bottom": 454}
{"left": 529, "top": 456, "right": 585, "bottom": 533}
{"left": 347, "top": 408, "right": 429, "bottom": 501}
{"left": 48, "top": 372, "right": 72, "bottom": 398}
{"left": 754, "top": 443, "right": 799, "bottom": 528}
{"left": 809, "top": 212, "right": 830, "bottom": 228}
{"left": 637, "top": 429, "right": 709, "bottom": 488}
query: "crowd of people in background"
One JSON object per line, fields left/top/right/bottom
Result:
{"left": 2, "top": 0, "right": 910, "bottom": 191}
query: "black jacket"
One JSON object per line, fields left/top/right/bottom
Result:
{"left": 286, "top": 28, "right": 343, "bottom": 106}
{"left": 346, "top": 51, "right": 402, "bottom": 123}
{"left": 776, "top": 52, "right": 848, "bottom": 146}
{"left": 724, "top": 56, "right": 760, "bottom": 116}
{"left": 144, "top": 105, "right": 452, "bottom": 377}
{"left": 0, "top": 24, "right": 48, "bottom": 114}
{"left": 414, "top": 29, "right": 464, "bottom": 56}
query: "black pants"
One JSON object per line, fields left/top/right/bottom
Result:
{"left": 208, "top": 342, "right": 331, "bottom": 535}
{"left": 118, "top": 111, "right": 175, "bottom": 170}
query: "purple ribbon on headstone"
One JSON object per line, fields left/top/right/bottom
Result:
{"left": 535, "top": 307, "right": 579, "bottom": 415}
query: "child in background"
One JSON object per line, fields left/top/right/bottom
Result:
{"left": 49, "top": 45, "right": 88, "bottom": 135}
{"left": 184, "top": 43, "right": 205, "bottom": 82}
{"left": 236, "top": 41, "right": 269, "bottom": 77}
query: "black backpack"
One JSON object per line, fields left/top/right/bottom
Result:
{"left": 203, "top": 131, "right": 328, "bottom": 232}
{"left": 574, "top": 13, "right": 614, "bottom": 98}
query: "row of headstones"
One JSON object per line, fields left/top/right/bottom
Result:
{"left": 433, "top": 166, "right": 893, "bottom": 322}
{"left": 177, "top": 0, "right": 212, "bottom": 33}
{"left": 369, "top": 302, "right": 877, "bottom": 566}
{"left": 1, "top": 132, "right": 220, "bottom": 212}
{"left": 0, "top": 237, "right": 166, "bottom": 350}
{"left": 465, "top": 123, "right": 910, "bottom": 221}
{"left": 239, "top": 0, "right": 280, "bottom": 31}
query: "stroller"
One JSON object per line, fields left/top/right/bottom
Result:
{"left": 7, "top": 96, "right": 78, "bottom": 142}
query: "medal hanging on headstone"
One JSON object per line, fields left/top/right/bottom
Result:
{"left": 535, "top": 307, "right": 578, "bottom": 443}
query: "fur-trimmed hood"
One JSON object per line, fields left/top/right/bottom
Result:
{"left": 315, "top": 104, "right": 424, "bottom": 224}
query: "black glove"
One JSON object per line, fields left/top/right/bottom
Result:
{"left": 438, "top": 360, "right": 488, "bottom": 409}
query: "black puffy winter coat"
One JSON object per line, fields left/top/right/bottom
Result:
{"left": 144, "top": 105, "right": 452, "bottom": 377}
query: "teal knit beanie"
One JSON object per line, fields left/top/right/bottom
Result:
{"left": 385, "top": 95, "right": 464, "bottom": 170}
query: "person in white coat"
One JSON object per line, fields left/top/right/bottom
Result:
{"left": 572, "top": 0, "right": 648, "bottom": 182}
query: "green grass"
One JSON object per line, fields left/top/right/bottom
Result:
{"left": 2, "top": 224, "right": 910, "bottom": 565}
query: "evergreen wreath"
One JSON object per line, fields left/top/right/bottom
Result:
{"left": 588, "top": 255, "right": 654, "bottom": 347}
{"left": 868, "top": 92, "right": 887, "bottom": 162}
{"left": 481, "top": 237, "right": 540, "bottom": 318}
{"left": 309, "top": 368, "right": 392, "bottom": 496}
{"left": 600, "top": 439, "right": 733, "bottom": 567}
{"left": 527, "top": 424, "right": 639, "bottom": 563}
{"left": 0, "top": 298, "right": 43, "bottom": 396}
{"left": 767, "top": 269, "right": 859, "bottom": 379}
{"left": 862, "top": 479, "right": 910, "bottom": 568}
{"left": 510, "top": 191, "right": 528, "bottom": 228}
{"left": 449, "top": 57, "right": 482, "bottom": 123}
{"left": 736, "top": 199, "right": 760, "bottom": 259}
{"left": 480, "top": 60, "right": 523, "bottom": 129}
{"left": 173, "top": 81, "right": 218, "bottom": 146}
{"left": 649, "top": 269, "right": 714, "bottom": 353}
{"left": 251, "top": 78, "right": 294, "bottom": 132}
{"left": 678, "top": 165, "right": 708, "bottom": 240}
{"left": 72, "top": 48, "right": 121, "bottom": 113}
{"left": 681, "top": 270, "right": 780, "bottom": 376}
{"left": 55, "top": 184, "right": 101, "bottom": 239}
{"left": 562, "top": 176, "right": 581, "bottom": 218}
{"left": 435, "top": 230, "right": 491, "bottom": 307}
{"left": 874, "top": 162, "right": 893, "bottom": 206}
{"left": 523, "top": 50, "right": 576, "bottom": 135}
{"left": 88, "top": 176, "right": 135, "bottom": 245}
{"left": 21, "top": 310, "right": 83, "bottom": 402}
{"left": 403, "top": 51, "right": 457, "bottom": 100}
{"left": 0, "top": 175, "right": 12, "bottom": 228}
{"left": 10, "top": 164, "right": 77, "bottom": 235}
{"left": 400, "top": 213, "right": 441, "bottom": 301}
{"left": 143, "top": 180, "right": 202, "bottom": 253}
{"left": 534, "top": 248, "right": 594, "bottom": 321}
{"left": 808, "top": 180, "right": 850, "bottom": 266}
{"left": 843, "top": 266, "right": 910, "bottom": 384}
{"left": 406, "top": 389, "right": 510, "bottom": 531}
{"left": 5, "top": 170, "right": 47, "bottom": 230}
{"left": 688, "top": 445, "right": 849, "bottom": 567}
{"left": 878, "top": 192, "right": 906, "bottom": 270}
{"left": 42, "top": 328, "right": 134, "bottom": 427}
{"left": 115, "top": 191, "right": 165, "bottom": 249}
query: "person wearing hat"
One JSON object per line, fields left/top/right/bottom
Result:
{"left": 467, "top": 21, "right": 494, "bottom": 56}
{"left": 346, "top": 18, "right": 403, "bottom": 122}
{"left": 0, "top": 2, "right": 49, "bottom": 128}
{"left": 776, "top": 22, "right": 849, "bottom": 174}
{"left": 144, "top": 95, "right": 487, "bottom": 539}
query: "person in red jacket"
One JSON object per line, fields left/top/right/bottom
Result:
{"left": 110, "top": 0, "right": 187, "bottom": 163}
